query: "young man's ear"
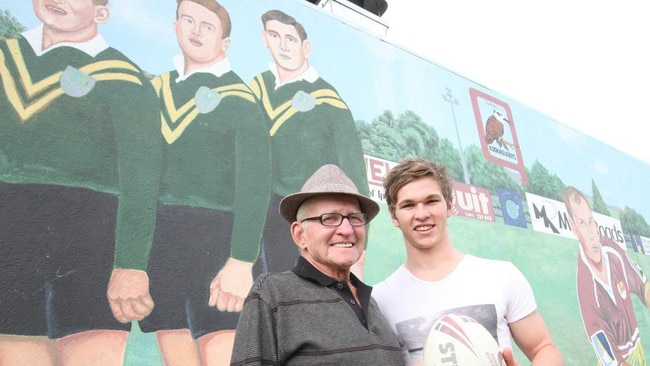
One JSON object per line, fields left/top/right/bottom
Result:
{"left": 94, "top": 6, "right": 110, "bottom": 24}
{"left": 390, "top": 211, "right": 400, "bottom": 227}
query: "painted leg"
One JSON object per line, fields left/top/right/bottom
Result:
{"left": 197, "top": 330, "right": 235, "bottom": 366}
{"left": 156, "top": 329, "right": 201, "bottom": 366}
{"left": 0, "top": 334, "right": 57, "bottom": 366}
{"left": 56, "top": 330, "right": 128, "bottom": 366}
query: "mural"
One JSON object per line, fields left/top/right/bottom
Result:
{"left": 1, "top": 0, "right": 650, "bottom": 365}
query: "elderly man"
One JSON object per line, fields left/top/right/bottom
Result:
{"left": 230, "top": 164, "right": 403, "bottom": 365}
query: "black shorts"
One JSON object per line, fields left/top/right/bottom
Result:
{"left": 0, "top": 182, "right": 130, "bottom": 338}
{"left": 254, "top": 194, "right": 300, "bottom": 276}
{"left": 139, "top": 204, "right": 240, "bottom": 338}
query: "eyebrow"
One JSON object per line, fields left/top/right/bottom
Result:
{"left": 398, "top": 193, "right": 440, "bottom": 204}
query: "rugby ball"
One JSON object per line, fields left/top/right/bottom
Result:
{"left": 423, "top": 313, "right": 506, "bottom": 366}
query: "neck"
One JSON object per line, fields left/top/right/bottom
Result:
{"left": 42, "top": 25, "right": 97, "bottom": 50}
{"left": 305, "top": 257, "right": 350, "bottom": 283}
{"left": 276, "top": 63, "right": 309, "bottom": 84}
{"left": 592, "top": 261, "right": 609, "bottom": 285}
{"left": 405, "top": 245, "right": 464, "bottom": 282}
{"left": 183, "top": 55, "right": 224, "bottom": 76}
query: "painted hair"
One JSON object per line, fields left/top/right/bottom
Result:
{"left": 563, "top": 185, "right": 590, "bottom": 219}
{"left": 261, "top": 9, "right": 307, "bottom": 41}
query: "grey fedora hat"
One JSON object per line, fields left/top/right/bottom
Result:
{"left": 279, "top": 164, "right": 380, "bottom": 223}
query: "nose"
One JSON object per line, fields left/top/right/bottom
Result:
{"left": 414, "top": 203, "right": 430, "bottom": 219}
{"left": 335, "top": 217, "right": 355, "bottom": 234}
{"left": 279, "top": 38, "right": 289, "bottom": 51}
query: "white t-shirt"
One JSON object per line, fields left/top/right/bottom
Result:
{"left": 373, "top": 254, "right": 536, "bottom": 365}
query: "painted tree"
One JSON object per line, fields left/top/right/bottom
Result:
{"left": 464, "top": 145, "right": 522, "bottom": 194}
{"left": 525, "top": 159, "right": 564, "bottom": 201}
{"left": 620, "top": 206, "right": 650, "bottom": 237}
{"left": 357, "top": 109, "right": 440, "bottom": 163}
{"left": 434, "top": 138, "right": 463, "bottom": 183}
{"left": 591, "top": 179, "right": 610, "bottom": 216}
{"left": 0, "top": 9, "right": 25, "bottom": 40}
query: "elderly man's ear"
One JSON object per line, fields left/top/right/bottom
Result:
{"left": 291, "top": 221, "right": 307, "bottom": 250}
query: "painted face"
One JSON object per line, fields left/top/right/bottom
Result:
{"left": 391, "top": 177, "right": 452, "bottom": 252}
{"left": 262, "top": 19, "right": 309, "bottom": 73}
{"left": 175, "top": 1, "right": 228, "bottom": 67}
{"left": 292, "top": 194, "right": 366, "bottom": 279}
{"left": 571, "top": 199, "right": 602, "bottom": 265}
{"left": 33, "top": 0, "right": 99, "bottom": 34}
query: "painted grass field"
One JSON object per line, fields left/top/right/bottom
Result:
{"left": 124, "top": 206, "right": 650, "bottom": 364}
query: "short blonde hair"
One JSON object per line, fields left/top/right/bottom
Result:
{"left": 383, "top": 158, "right": 454, "bottom": 214}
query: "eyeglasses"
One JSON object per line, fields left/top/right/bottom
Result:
{"left": 300, "top": 212, "right": 368, "bottom": 227}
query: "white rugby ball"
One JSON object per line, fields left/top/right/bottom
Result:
{"left": 423, "top": 313, "right": 506, "bottom": 366}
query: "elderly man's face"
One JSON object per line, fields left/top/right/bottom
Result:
{"left": 292, "top": 194, "right": 366, "bottom": 279}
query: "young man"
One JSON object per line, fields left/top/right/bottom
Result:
{"left": 137, "top": 1, "right": 270, "bottom": 365}
{"left": 0, "top": 0, "right": 162, "bottom": 364}
{"left": 373, "top": 157, "right": 564, "bottom": 366}
{"left": 250, "top": 9, "right": 370, "bottom": 277}
{"left": 564, "top": 186, "right": 649, "bottom": 365}
{"left": 231, "top": 164, "right": 403, "bottom": 365}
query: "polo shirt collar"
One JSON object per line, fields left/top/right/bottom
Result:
{"left": 292, "top": 256, "right": 373, "bottom": 306}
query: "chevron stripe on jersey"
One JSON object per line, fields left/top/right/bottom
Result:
{"left": 154, "top": 72, "right": 256, "bottom": 144}
{"left": 250, "top": 74, "right": 349, "bottom": 136}
{"left": 0, "top": 38, "right": 144, "bottom": 122}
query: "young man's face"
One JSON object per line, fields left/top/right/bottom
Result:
{"left": 570, "top": 199, "right": 603, "bottom": 265}
{"left": 292, "top": 194, "right": 366, "bottom": 279}
{"left": 391, "top": 176, "right": 452, "bottom": 252}
{"left": 175, "top": 1, "right": 228, "bottom": 66}
{"left": 33, "top": 0, "right": 101, "bottom": 33}
{"left": 262, "top": 20, "right": 309, "bottom": 72}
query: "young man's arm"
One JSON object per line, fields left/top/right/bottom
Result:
{"left": 509, "top": 311, "right": 564, "bottom": 365}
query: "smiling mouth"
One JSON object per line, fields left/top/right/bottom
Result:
{"left": 46, "top": 5, "right": 67, "bottom": 16}
{"left": 331, "top": 243, "right": 354, "bottom": 248}
{"left": 415, "top": 225, "right": 433, "bottom": 231}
